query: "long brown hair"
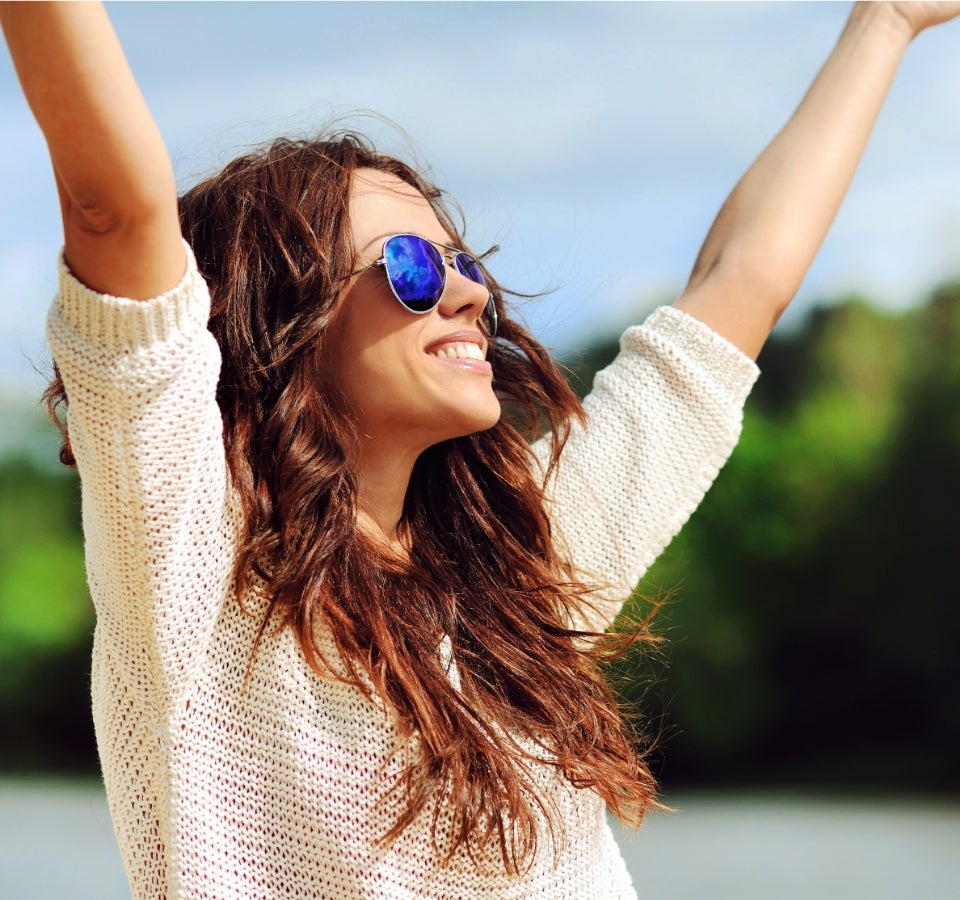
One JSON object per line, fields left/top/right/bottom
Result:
{"left": 47, "top": 134, "right": 659, "bottom": 872}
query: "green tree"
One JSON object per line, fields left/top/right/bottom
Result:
{"left": 604, "top": 287, "right": 960, "bottom": 790}
{"left": 0, "top": 422, "right": 97, "bottom": 771}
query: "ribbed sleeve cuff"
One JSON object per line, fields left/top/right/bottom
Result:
{"left": 623, "top": 305, "right": 760, "bottom": 401}
{"left": 53, "top": 242, "right": 210, "bottom": 352}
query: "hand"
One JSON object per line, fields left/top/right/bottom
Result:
{"left": 886, "top": 1, "right": 960, "bottom": 37}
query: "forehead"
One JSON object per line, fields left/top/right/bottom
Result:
{"left": 349, "top": 168, "right": 450, "bottom": 254}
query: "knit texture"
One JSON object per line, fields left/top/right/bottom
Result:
{"left": 47, "top": 247, "right": 758, "bottom": 899}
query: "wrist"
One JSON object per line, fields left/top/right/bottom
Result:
{"left": 848, "top": 2, "right": 918, "bottom": 46}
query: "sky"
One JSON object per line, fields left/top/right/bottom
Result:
{"left": 2, "top": 1, "right": 959, "bottom": 401}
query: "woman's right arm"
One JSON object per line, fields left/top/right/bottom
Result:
{"left": 2, "top": 2, "right": 233, "bottom": 709}
{"left": 0, "top": 0, "right": 183, "bottom": 297}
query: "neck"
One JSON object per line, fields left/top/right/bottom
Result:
{"left": 355, "top": 441, "right": 421, "bottom": 555}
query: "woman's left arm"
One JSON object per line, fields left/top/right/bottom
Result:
{"left": 675, "top": 1, "right": 960, "bottom": 360}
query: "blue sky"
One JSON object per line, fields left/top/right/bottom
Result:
{"left": 2, "top": 1, "right": 959, "bottom": 399}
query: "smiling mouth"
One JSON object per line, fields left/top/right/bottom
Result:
{"left": 426, "top": 342, "right": 486, "bottom": 362}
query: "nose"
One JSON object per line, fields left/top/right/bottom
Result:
{"left": 437, "top": 259, "right": 490, "bottom": 327}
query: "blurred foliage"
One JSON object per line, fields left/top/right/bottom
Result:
{"left": 0, "top": 429, "right": 96, "bottom": 771}
{"left": 1, "top": 285, "right": 959, "bottom": 791}
{"left": 588, "top": 285, "right": 960, "bottom": 792}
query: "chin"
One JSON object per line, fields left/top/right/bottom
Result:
{"left": 437, "top": 399, "right": 502, "bottom": 442}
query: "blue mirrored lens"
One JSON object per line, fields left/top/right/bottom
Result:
{"left": 383, "top": 235, "right": 444, "bottom": 312}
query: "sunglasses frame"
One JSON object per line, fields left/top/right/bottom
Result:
{"left": 351, "top": 233, "right": 498, "bottom": 337}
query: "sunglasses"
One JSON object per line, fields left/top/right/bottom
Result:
{"left": 351, "top": 233, "right": 498, "bottom": 336}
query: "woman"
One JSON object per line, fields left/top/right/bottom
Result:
{"left": 2, "top": 2, "right": 956, "bottom": 898}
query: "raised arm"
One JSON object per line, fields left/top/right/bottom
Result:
{"left": 0, "top": 0, "right": 183, "bottom": 299}
{"left": 675, "top": 1, "right": 960, "bottom": 360}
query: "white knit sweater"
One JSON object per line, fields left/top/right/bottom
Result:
{"left": 47, "top": 247, "right": 758, "bottom": 899}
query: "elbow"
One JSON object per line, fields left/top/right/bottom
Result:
{"left": 697, "top": 248, "right": 800, "bottom": 323}
{"left": 69, "top": 197, "right": 125, "bottom": 237}
{"left": 67, "top": 171, "right": 178, "bottom": 238}
{"left": 678, "top": 240, "right": 804, "bottom": 358}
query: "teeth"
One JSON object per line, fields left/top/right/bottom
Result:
{"left": 431, "top": 342, "right": 484, "bottom": 361}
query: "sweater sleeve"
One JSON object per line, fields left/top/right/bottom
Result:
{"left": 46, "top": 245, "right": 236, "bottom": 713}
{"left": 539, "top": 305, "right": 759, "bottom": 633}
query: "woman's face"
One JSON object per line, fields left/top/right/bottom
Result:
{"left": 325, "top": 169, "right": 501, "bottom": 456}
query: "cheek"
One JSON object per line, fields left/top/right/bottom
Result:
{"left": 323, "top": 296, "right": 415, "bottom": 397}
{"left": 334, "top": 332, "right": 423, "bottom": 416}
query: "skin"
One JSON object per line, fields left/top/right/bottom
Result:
{"left": 326, "top": 169, "right": 500, "bottom": 547}
{"left": 0, "top": 1, "right": 183, "bottom": 299}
